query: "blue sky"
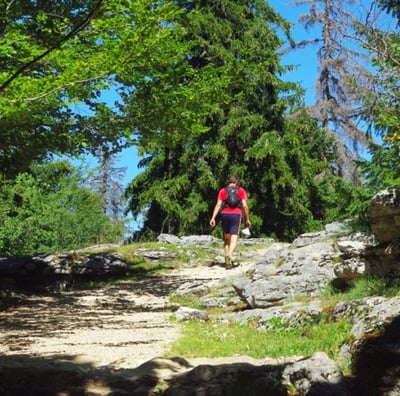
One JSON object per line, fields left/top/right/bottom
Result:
{"left": 113, "top": 2, "right": 318, "bottom": 188}
{"left": 274, "top": 1, "right": 318, "bottom": 102}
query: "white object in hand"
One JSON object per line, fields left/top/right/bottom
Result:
{"left": 241, "top": 227, "right": 251, "bottom": 237}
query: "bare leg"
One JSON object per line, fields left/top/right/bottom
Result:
{"left": 224, "top": 233, "right": 231, "bottom": 256}
{"left": 229, "top": 234, "right": 239, "bottom": 256}
{"left": 223, "top": 233, "right": 232, "bottom": 269}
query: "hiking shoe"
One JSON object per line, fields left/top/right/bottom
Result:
{"left": 225, "top": 255, "right": 232, "bottom": 270}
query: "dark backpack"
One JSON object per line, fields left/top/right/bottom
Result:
{"left": 224, "top": 186, "right": 241, "bottom": 208}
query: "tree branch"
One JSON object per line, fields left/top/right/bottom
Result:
{"left": 7, "top": 76, "right": 108, "bottom": 104}
{"left": 0, "top": 0, "right": 104, "bottom": 94}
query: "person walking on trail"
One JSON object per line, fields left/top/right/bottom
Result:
{"left": 209, "top": 176, "right": 251, "bottom": 270}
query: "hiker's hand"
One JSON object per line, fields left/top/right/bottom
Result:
{"left": 210, "top": 218, "right": 216, "bottom": 227}
{"left": 245, "top": 219, "right": 251, "bottom": 228}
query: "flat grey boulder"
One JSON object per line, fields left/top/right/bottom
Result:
{"left": 173, "top": 281, "right": 209, "bottom": 297}
{"left": 0, "top": 253, "right": 127, "bottom": 278}
{"left": 233, "top": 242, "right": 338, "bottom": 308}
{"left": 283, "top": 352, "right": 352, "bottom": 396}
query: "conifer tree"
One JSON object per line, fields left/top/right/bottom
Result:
{"left": 91, "top": 149, "right": 127, "bottom": 223}
{"left": 290, "top": 0, "right": 375, "bottom": 184}
{"left": 377, "top": 0, "right": 400, "bottom": 21}
{"left": 125, "top": 0, "right": 339, "bottom": 240}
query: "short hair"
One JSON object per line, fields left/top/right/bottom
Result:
{"left": 229, "top": 175, "right": 239, "bottom": 185}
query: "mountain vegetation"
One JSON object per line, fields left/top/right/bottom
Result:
{"left": 0, "top": 0, "right": 399, "bottom": 255}
{"left": 0, "top": 161, "right": 124, "bottom": 255}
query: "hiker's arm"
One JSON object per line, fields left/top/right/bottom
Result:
{"left": 210, "top": 200, "right": 223, "bottom": 227}
{"left": 241, "top": 200, "right": 251, "bottom": 228}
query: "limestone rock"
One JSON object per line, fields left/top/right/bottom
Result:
{"left": 369, "top": 187, "right": 400, "bottom": 243}
{"left": 350, "top": 304, "right": 400, "bottom": 395}
{"left": 73, "top": 253, "right": 127, "bottom": 276}
{"left": 335, "top": 239, "right": 369, "bottom": 256}
{"left": 333, "top": 257, "right": 367, "bottom": 280}
{"left": 232, "top": 242, "right": 337, "bottom": 308}
{"left": 283, "top": 352, "right": 352, "bottom": 396}
{"left": 218, "top": 299, "right": 323, "bottom": 330}
{"left": 175, "top": 306, "right": 209, "bottom": 322}
{"left": 291, "top": 220, "right": 351, "bottom": 248}
{"left": 174, "top": 281, "right": 209, "bottom": 297}
{"left": 157, "top": 234, "right": 221, "bottom": 246}
{"left": 132, "top": 247, "right": 178, "bottom": 260}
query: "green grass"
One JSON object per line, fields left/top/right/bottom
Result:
{"left": 320, "top": 276, "right": 400, "bottom": 311}
{"left": 169, "top": 294, "right": 207, "bottom": 310}
{"left": 166, "top": 276, "right": 400, "bottom": 374}
{"left": 167, "top": 318, "right": 352, "bottom": 362}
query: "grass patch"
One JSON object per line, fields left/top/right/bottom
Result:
{"left": 122, "top": 242, "right": 215, "bottom": 270}
{"left": 169, "top": 294, "right": 206, "bottom": 310}
{"left": 320, "top": 276, "right": 400, "bottom": 311}
{"left": 168, "top": 318, "right": 352, "bottom": 363}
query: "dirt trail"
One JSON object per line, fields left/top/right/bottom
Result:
{"left": 0, "top": 256, "right": 256, "bottom": 370}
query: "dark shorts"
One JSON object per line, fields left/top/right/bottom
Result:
{"left": 221, "top": 213, "right": 241, "bottom": 235}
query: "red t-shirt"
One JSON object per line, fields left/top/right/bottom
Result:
{"left": 218, "top": 186, "right": 248, "bottom": 215}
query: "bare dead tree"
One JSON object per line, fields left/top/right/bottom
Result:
{"left": 290, "top": 0, "right": 383, "bottom": 184}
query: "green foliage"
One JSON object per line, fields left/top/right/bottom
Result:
{"left": 0, "top": 162, "right": 124, "bottom": 256}
{"left": 377, "top": 0, "right": 400, "bottom": 22}
{"left": 245, "top": 109, "right": 339, "bottom": 240}
{"left": 0, "top": 0, "right": 184, "bottom": 178}
{"left": 358, "top": 18, "right": 400, "bottom": 189}
{"left": 358, "top": 143, "right": 400, "bottom": 191}
{"left": 309, "top": 173, "right": 373, "bottom": 232}
{"left": 0, "top": 0, "right": 196, "bottom": 251}
{"left": 321, "top": 276, "right": 400, "bottom": 310}
{"left": 0, "top": 1, "right": 377, "bottom": 243}
{"left": 124, "top": 0, "right": 352, "bottom": 241}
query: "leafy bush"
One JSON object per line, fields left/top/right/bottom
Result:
{"left": 0, "top": 162, "right": 124, "bottom": 256}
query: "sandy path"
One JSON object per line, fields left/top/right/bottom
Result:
{"left": 0, "top": 258, "right": 252, "bottom": 370}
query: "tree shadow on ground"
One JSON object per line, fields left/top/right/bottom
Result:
{"left": 0, "top": 353, "right": 164, "bottom": 396}
{"left": 0, "top": 353, "right": 291, "bottom": 396}
{"left": 0, "top": 273, "right": 207, "bottom": 345}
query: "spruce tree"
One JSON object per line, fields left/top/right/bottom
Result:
{"left": 124, "top": 0, "right": 339, "bottom": 240}
{"left": 91, "top": 149, "right": 127, "bottom": 223}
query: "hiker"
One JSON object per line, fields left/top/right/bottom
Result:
{"left": 209, "top": 176, "right": 251, "bottom": 269}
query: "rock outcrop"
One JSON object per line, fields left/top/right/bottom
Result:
{"left": 164, "top": 187, "right": 400, "bottom": 395}
{"left": 232, "top": 241, "right": 337, "bottom": 308}
{"left": 369, "top": 186, "right": 400, "bottom": 243}
{"left": 0, "top": 252, "right": 127, "bottom": 291}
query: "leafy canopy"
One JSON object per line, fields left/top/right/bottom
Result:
{"left": 0, "top": 0, "right": 184, "bottom": 178}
